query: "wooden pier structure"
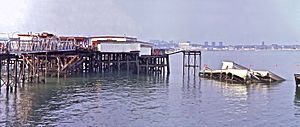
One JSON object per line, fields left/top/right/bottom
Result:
{"left": 0, "top": 33, "right": 200, "bottom": 92}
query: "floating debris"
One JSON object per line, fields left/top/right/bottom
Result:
{"left": 199, "top": 61, "right": 285, "bottom": 84}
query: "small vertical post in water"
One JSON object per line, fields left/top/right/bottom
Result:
{"left": 37, "top": 57, "right": 40, "bottom": 83}
{"left": 22, "top": 56, "right": 25, "bottom": 84}
{"left": 100, "top": 54, "right": 103, "bottom": 74}
{"left": 28, "top": 55, "right": 31, "bottom": 82}
{"left": 117, "top": 53, "right": 120, "bottom": 72}
{"left": 126, "top": 54, "right": 129, "bottom": 73}
{"left": 162, "top": 57, "right": 165, "bottom": 74}
{"left": 7, "top": 54, "right": 10, "bottom": 92}
{"left": 32, "top": 54, "right": 35, "bottom": 83}
{"left": 166, "top": 55, "right": 170, "bottom": 75}
{"left": 188, "top": 51, "right": 190, "bottom": 69}
{"left": 194, "top": 52, "right": 196, "bottom": 76}
{"left": 45, "top": 53, "right": 48, "bottom": 83}
{"left": 188, "top": 51, "right": 191, "bottom": 77}
{"left": 14, "top": 58, "right": 18, "bottom": 89}
{"left": 136, "top": 54, "right": 139, "bottom": 75}
{"left": 182, "top": 51, "right": 185, "bottom": 73}
{"left": 57, "top": 57, "right": 60, "bottom": 78}
{"left": 0, "top": 59, "right": 2, "bottom": 93}
{"left": 199, "top": 51, "right": 201, "bottom": 70}
{"left": 146, "top": 57, "right": 149, "bottom": 75}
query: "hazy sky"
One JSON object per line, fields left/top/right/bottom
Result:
{"left": 0, "top": 0, "right": 299, "bottom": 44}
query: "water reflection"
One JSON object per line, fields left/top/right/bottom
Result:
{"left": 294, "top": 87, "right": 300, "bottom": 105}
{"left": 294, "top": 87, "right": 300, "bottom": 116}
{"left": 0, "top": 73, "right": 170, "bottom": 126}
{"left": 182, "top": 68, "right": 201, "bottom": 88}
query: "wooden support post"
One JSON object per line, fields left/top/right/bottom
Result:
{"left": 136, "top": 54, "right": 139, "bottom": 75}
{"left": 146, "top": 58, "right": 149, "bottom": 74}
{"left": 100, "top": 54, "right": 103, "bottom": 73}
{"left": 117, "top": 54, "right": 120, "bottom": 72}
{"left": 89, "top": 55, "right": 93, "bottom": 73}
{"left": 32, "top": 54, "right": 36, "bottom": 82}
{"left": 126, "top": 54, "right": 129, "bottom": 72}
{"left": 194, "top": 52, "right": 196, "bottom": 76}
{"left": 199, "top": 52, "right": 201, "bottom": 70}
{"left": 188, "top": 51, "right": 190, "bottom": 68}
{"left": 22, "top": 56, "right": 25, "bottom": 84}
{"left": 37, "top": 57, "right": 40, "bottom": 83}
{"left": 57, "top": 57, "right": 60, "bottom": 78}
{"left": 28, "top": 56, "right": 31, "bottom": 82}
{"left": 0, "top": 59, "right": 2, "bottom": 92}
{"left": 7, "top": 54, "right": 10, "bottom": 92}
{"left": 182, "top": 52, "right": 185, "bottom": 72}
{"left": 162, "top": 57, "right": 165, "bottom": 74}
{"left": 45, "top": 53, "right": 48, "bottom": 83}
{"left": 166, "top": 55, "right": 170, "bottom": 75}
{"left": 108, "top": 54, "right": 111, "bottom": 72}
{"left": 14, "top": 58, "right": 18, "bottom": 89}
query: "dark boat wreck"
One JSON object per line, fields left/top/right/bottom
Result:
{"left": 199, "top": 61, "right": 285, "bottom": 84}
{"left": 295, "top": 74, "right": 300, "bottom": 87}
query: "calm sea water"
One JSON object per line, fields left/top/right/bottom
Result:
{"left": 1, "top": 51, "right": 300, "bottom": 127}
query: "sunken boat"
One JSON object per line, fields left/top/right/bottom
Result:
{"left": 294, "top": 74, "right": 300, "bottom": 87}
{"left": 199, "top": 61, "right": 285, "bottom": 84}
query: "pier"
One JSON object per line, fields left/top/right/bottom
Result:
{"left": 0, "top": 32, "right": 201, "bottom": 92}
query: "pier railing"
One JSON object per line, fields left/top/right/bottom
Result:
{"left": 0, "top": 36, "right": 85, "bottom": 54}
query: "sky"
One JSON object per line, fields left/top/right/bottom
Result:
{"left": 0, "top": 0, "right": 299, "bottom": 44}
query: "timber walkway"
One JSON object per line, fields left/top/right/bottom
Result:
{"left": 0, "top": 36, "right": 201, "bottom": 92}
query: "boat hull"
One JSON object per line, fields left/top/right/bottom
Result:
{"left": 295, "top": 74, "right": 300, "bottom": 86}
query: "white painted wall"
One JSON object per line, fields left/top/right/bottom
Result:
{"left": 221, "top": 61, "right": 234, "bottom": 69}
{"left": 140, "top": 47, "right": 152, "bottom": 55}
{"left": 98, "top": 42, "right": 140, "bottom": 52}
{"left": 91, "top": 37, "right": 126, "bottom": 43}
{"left": 19, "top": 36, "right": 33, "bottom": 41}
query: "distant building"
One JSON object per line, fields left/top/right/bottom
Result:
{"left": 219, "top": 42, "right": 223, "bottom": 47}
{"left": 204, "top": 42, "right": 209, "bottom": 46}
{"left": 179, "top": 42, "right": 190, "bottom": 50}
{"left": 212, "top": 42, "right": 216, "bottom": 47}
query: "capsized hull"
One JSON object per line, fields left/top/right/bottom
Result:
{"left": 200, "top": 61, "right": 285, "bottom": 84}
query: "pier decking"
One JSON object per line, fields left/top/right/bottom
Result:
{"left": 0, "top": 33, "right": 201, "bottom": 92}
